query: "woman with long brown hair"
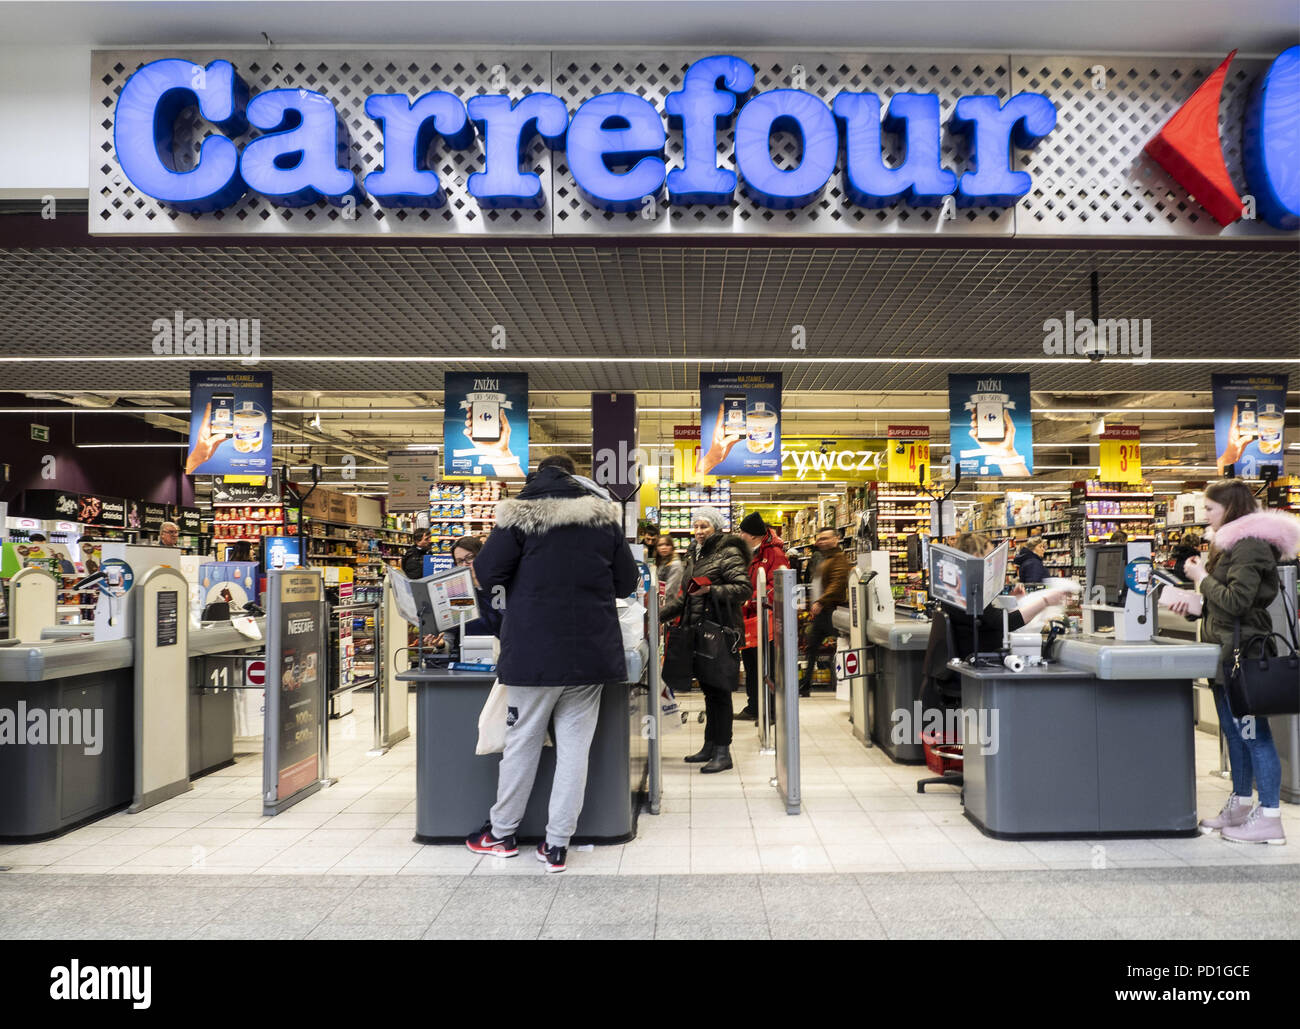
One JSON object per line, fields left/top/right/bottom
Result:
{"left": 1171, "top": 479, "right": 1300, "bottom": 844}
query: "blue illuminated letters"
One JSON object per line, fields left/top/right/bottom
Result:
{"left": 834, "top": 92, "right": 956, "bottom": 207}
{"left": 464, "top": 93, "right": 568, "bottom": 208}
{"left": 734, "top": 90, "right": 839, "bottom": 209}
{"left": 110, "top": 52, "right": 1081, "bottom": 220}
{"left": 113, "top": 59, "right": 249, "bottom": 212}
{"left": 948, "top": 93, "right": 1057, "bottom": 207}
{"left": 664, "top": 55, "right": 755, "bottom": 205}
{"left": 566, "top": 93, "right": 667, "bottom": 212}
{"left": 241, "top": 89, "right": 361, "bottom": 206}
{"left": 363, "top": 92, "right": 475, "bottom": 208}
{"left": 1243, "top": 45, "right": 1299, "bottom": 231}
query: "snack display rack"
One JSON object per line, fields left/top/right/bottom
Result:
{"left": 869, "top": 482, "right": 932, "bottom": 611}
{"left": 656, "top": 482, "right": 733, "bottom": 552}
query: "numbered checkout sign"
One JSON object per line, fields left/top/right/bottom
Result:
{"left": 1099, "top": 425, "right": 1142, "bottom": 484}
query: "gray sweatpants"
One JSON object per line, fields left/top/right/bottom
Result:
{"left": 490, "top": 683, "right": 603, "bottom": 848}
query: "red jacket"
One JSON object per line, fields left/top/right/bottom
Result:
{"left": 744, "top": 530, "right": 791, "bottom": 618}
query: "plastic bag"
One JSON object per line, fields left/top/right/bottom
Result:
{"left": 476, "top": 679, "right": 508, "bottom": 755}
{"left": 616, "top": 598, "right": 645, "bottom": 651}
{"left": 659, "top": 683, "right": 682, "bottom": 732}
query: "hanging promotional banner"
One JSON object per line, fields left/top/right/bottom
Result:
{"left": 948, "top": 373, "right": 1034, "bottom": 477}
{"left": 444, "top": 372, "right": 528, "bottom": 480}
{"left": 187, "top": 370, "right": 273, "bottom": 476}
{"left": 698, "top": 372, "right": 783, "bottom": 477}
{"left": 886, "top": 426, "right": 931, "bottom": 484}
{"left": 1098, "top": 425, "right": 1142, "bottom": 484}
{"left": 387, "top": 451, "right": 442, "bottom": 512}
{"left": 591, "top": 393, "right": 640, "bottom": 502}
{"left": 1212, "top": 373, "right": 1289, "bottom": 476}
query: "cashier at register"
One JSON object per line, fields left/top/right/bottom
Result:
{"left": 944, "top": 533, "right": 1068, "bottom": 661}
{"left": 423, "top": 536, "right": 499, "bottom": 652}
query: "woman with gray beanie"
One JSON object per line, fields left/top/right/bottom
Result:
{"left": 659, "top": 506, "right": 753, "bottom": 773}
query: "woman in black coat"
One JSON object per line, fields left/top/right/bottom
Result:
{"left": 659, "top": 506, "right": 752, "bottom": 774}
{"left": 1012, "top": 536, "right": 1046, "bottom": 584}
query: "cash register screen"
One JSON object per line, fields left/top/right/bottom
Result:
{"left": 1093, "top": 545, "right": 1127, "bottom": 606}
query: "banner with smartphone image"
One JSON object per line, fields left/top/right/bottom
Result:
{"left": 444, "top": 372, "right": 528, "bottom": 480}
{"left": 698, "top": 371, "right": 782, "bottom": 477}
{"left": 187, "top": 370, "right": 273, "bottom": 476}
{"left": 1212, "top": 374, "right": 1289, "bottom": 477}
{"left": 948, "top": 373, "right": 1034, "bottom": 477}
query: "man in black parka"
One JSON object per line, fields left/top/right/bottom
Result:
{"left": 465, "top": 455, "right": 639, "bottom": 872}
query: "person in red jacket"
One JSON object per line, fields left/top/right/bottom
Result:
{"left": 736, "top": 512, "right": 791, "bottom": 721}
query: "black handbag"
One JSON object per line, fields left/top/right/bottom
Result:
{"left": 694, "top": 593, "right": 742, "bottom": 682}
{"left": 1223, "top": 620, "right": 1300, "bottom": 719}
{"left": 662, "top": 619, "right": 695, "bottom": 682}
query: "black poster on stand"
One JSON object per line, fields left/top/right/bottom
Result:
{"left": 263, "top": 569, "right": 325, "bottom": 814}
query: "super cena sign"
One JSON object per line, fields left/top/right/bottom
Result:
{"left": 113, "top": 54, "right": 1058, "bottom": 215}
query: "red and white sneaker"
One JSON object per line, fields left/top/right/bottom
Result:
{"left": 536, "top": 841, "right": 567, "bottom": 873}
{"left": 465, "top": 822, "right": 518, "bottom": 857}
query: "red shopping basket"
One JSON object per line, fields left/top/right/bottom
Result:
{"left": 921, "top": 730, "right": 963, "bottom": 775}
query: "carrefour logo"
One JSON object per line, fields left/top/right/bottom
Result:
{"left": 1145, "top": 46, "right": 1298, "bottom": 230}
{"left": 112, "top": 54, "right": 1058, "bottom": 216}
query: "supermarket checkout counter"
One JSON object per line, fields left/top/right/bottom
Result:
{"left": 399, "top": 642, "right": 651, "bottom": 844}
{"left": 949, "top": 542, "right": 1222, "bottom": 839}
{"left": 846, "top": 555, "right": 932, "bottom": 763}
{"left": 860, "top": 617, "right": 931, "bottom": 762}
{"left": 0, "top": 614, "right": 266, "bottom": 841}
{"left": 958, "top": 634, "right": 1220, "bottom": 839}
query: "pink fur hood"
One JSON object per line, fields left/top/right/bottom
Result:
{"left": 1210, "top": 510, "right": 1300, "bottom": 556}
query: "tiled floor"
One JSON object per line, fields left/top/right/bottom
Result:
{"left": 1, "top": 689, "right": 1298, "bottom": 939}
{"left": 2, "top": 689, "right": 1298, "bottom": 878}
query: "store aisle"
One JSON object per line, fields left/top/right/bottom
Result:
{"left": 1, "top": 691, "right": 1298, "bottom": 879}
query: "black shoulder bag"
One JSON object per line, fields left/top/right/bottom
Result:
{"left": 694, "top": 591, "right": 743, "bottom": 683}
{"left": 1223, "top": 609, "right": 1300, "bottom": 719}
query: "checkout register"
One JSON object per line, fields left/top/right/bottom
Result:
{"left": 929, "top": 539, "right": 1221, "bottom": 839}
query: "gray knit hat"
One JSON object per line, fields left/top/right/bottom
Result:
{"left": 692, "top": 506, "right": 728, "bottom": 530}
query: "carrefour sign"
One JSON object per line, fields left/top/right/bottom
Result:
{"left": 113, "top": 53, "right": 1058, "bottom": 215}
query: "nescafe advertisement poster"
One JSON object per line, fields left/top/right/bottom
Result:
{"left": 273, "top": 571, "right": 323, "bottom": 800}
{"left": 188, "top": 370, "right": 273, "bottom": 476}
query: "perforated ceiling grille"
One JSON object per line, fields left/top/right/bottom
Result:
{"left": 0, "top": 245, "right": 1294, "bottom": 393}
{"left": 90, "top": 48, "right": 1293, "bottom": 239}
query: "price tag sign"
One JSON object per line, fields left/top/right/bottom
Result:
{"left": 1099, "top": 425, "right": 1142, "bottom": 484}
{"left": 887, "top": 425, "right": 930, "bottom": 484}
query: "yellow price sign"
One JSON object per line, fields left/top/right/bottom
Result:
{"left": 886, "top": 426, "right": 931, "bottom": 484}
{"left": 1099, "top": 426, "right": 1141, "bottom": 484}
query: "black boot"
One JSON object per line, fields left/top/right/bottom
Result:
{"left": 701, "top": 745, "right": 733, "bottom": 774}
{"left": 684, "top": 742, "right": 715, "bottom": 763}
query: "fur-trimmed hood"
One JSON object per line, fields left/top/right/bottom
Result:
{"left": 1210, "top": 510, "right": 1300, "bottom": 556}
{"left": 493, "top": 464, "right": 623, "bottom": 534}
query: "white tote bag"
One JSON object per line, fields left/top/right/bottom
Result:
{"left": 476, "top": 679, "right": 509, "bottom": 755}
